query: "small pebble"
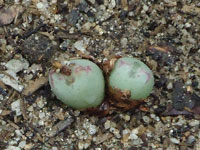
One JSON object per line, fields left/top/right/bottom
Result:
{"left": 59, "top": 40, "right": 70, "bottom": 51}
{"left": 78, "top": 141, "right": 84, "bottom": 150}
{"left": 5, "top": 146, "right": 21, "bottom": 150}
{"left": 189, "top": 120, "right": 199, "bottom": 127}
{"left": 11, "top": 99, "right": 21, "bottom": 116}
{"left": 15, "top": 130, "right": 22, "bottom": 137}
{"left": 82, "top": 22, "right": 95, "bottom": 31}
{"left": 109, "top": 0, "right": 116, "bottom": 9}
{"left": 51, "top": 147, "right": 58, "bottom": 150}
{"left": 37, "top": 99, "right": 45, "bottom": 108}
{"left": 18, "top": 141, "right": 26, "bottom": 148}
{"left": 0, "top": 95, "right": 3, "bottom": 101}
{"left": 122, "top": 129, "right": 130, "bottom": 135}
{"left": 143, "top": 116, "right": 151, "bottom": 124}
{"left": 5, "top": 57, "right": 29, "bottom": 73}
{"left": 186, "top": 135, "right": 196, "bottom": 145}
{"left": 185, "top": 22, "right": 191, "bottom": 28}
{"left": 27, "top": 106, "right": 34, "bottom": 112}
{"left": 74, "top": 110, "right": 80, "bottom": 117}
{"left": 129, "top": 129, "right": 139, "bottom": 140}
{"left": 170, "top": 137, "right": 180, "bottom": 144}
{"left": 36, "top": 2, "right": 44, "bottom": 9}
{"left": 39, "top": 112, "right": 45, "bottom": 119}
{"left": 88, "top": 124, "right": 98, "bottom": 135}
{"left": 167, "top": 82, "right": 173, "bottom": 89}
{"left": 104, "top": 120, "right": 111, "bottom": 129}
{"left": 73, "top": 40, "right": 87, "bottom": 52}
{"left": 120, "top": 37, "right": 128, "bottom": 48}
{"left": 88, "top": 0, "right": 95, "bottom": 5}
{"left": 124, "top": 115, "right": 130, "bottom": 121}
{"left": 132, "top": 138, "right": 143, "bottom": 145}
{"left": 110, "top": 127, "right": 121, "bottom": 138}
{"left": 0, "top": 71, "right": 24, "bottom": 92}
{"left": 143, "top": 5, "right": 149, "bottom": 12}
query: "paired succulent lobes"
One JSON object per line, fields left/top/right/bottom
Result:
{"left": 49, "top": 59, "right": 105, "bottom": 109}
{"left": 109, "top": 57, "right": 154, "bottom": 101}
{"left": 49, "top": 57, "right": 154, "bottom": 110}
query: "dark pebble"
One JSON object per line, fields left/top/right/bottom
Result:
{"left": 119, "top": 10, "right": 128, "bottom": 20}
{"left": 192, "top": 81, "right": 198, "bottom": 87}
{"left": 155, "top": 75, "right": 168, "bottom": 88}
{"left": 78, "top": 2, "right": 88, "bottom": 13}
{"left": 68, "top": 9, "right": 80, "bottom": 25}
{"left": 21, "top": 34, "right": 56, "bottom": 64}
{"left": 0, "top": 87, "right": 7, "bottom": 96}
{"left": 172, "top": 81, "right": 195, "bottom": 111}
{"left": 154, "top": 105, "right": 166, "bottom": 114}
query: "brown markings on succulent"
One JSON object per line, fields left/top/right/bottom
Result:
{"left": 108, "top": 86, "right": 144, "bottom": 110}
{"left": 74, "top": 65, "right": 92, "bottom": 74}
{"left": 102, "top": 58, "right": 118, "bottom": 75}
{"left": 139, "top": 69, "right": 152, "bottom": 84}
{"left": 118, "top": 59, "right": 131, "bottom": 67}
{"left": 60, "top": 66, "right": 72, "bottom": 76}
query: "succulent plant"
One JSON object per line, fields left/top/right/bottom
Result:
{"left": 108, "top": 57, "right": 154, "bottom": 102}
{"left": 49, "top": 59, "right": 105, "bottom": 109}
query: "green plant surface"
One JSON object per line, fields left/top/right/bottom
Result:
{"left": 109, "top": 57, "right": 154, "bottom": 100}
{"left": 49, "top": 59, "right": 105, "bottom": 109}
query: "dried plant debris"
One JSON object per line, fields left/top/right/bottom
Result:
{"left": 46, "top": 118, "right": 74, "bottom": 137}
{"left": 147, "top": 42, "right": 177, "bottom": 67}
{"left": 22, "top": 76, "right": 48, "bottom": 96}
{"left": 0, "top": 70, "right": 24, "bottom": 92}
{"left": 163, "top": 81, "right": 200, "bottom": 116}
{"left": 188, "top": 94, "right": 200, "bottom": 115}
{"left": 0, "top": 55, "right": 29, "bottom": 92}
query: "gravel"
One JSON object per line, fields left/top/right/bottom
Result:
{"left": 0, "top": 0, "right": 200, "bottom": 149}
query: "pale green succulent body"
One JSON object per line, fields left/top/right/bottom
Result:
{"left": 109, "top": 57, "right": 154, "bottom": 100}
{"left": 49, "top": 59, "right": 105, "bottom": 109}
